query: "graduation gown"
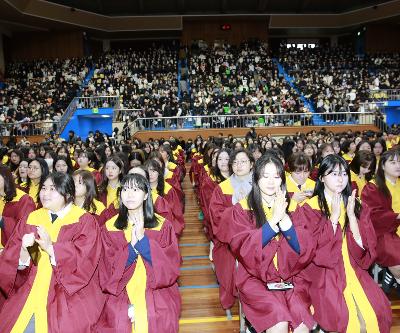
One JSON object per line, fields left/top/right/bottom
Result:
{"left": 151, "top": 190, "right": 183, "bottom": 237}
{"left": 96, "top": 215, "right": 181, "bottom": 333}
{"left": 218, "top": 198, "right": 315, "bottom": 332}
{"left": 350, "top": 171, "right": 368, "bottom": 197}
{"left": 0, "top": 189, "right": 36, "bottom": 248}
{"left": 0, "top": 205, "right": 105, "bottom": 333}
{"left": 99, "top": 185, "right": 120, "bottom": 209}
{"left": 285, "top": 173, "right": 315, "bottom": 212}
{"left": 209, "top": 178, "right": 237, "bottom": 309}
{"left": 293, "top": 197, "right": 392, "bottom": 333}
{"left": 361, "top": 180, "right": 400, "bottom": 266}
{"left": 198, "top": 173, "right": 218, "bottom": 241}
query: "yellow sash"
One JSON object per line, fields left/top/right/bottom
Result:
{"left": 107, "top": 185, "right": 119, "bottom": 208}
{"left": 28, "top": 183, "right": 40, "bottom": 205}
{"left": 306, "top": 197, "right": 379, "bottom": 332}
{"left": 11, "top": 206, "right": 85, "bottom": 333}
{"left": 350, "top": 171, "right": 367, "bottom": 195}
{"left": 106, "top": 215, "right": 164, "bottom": 333}
{"left": 386, "top": 179, "right": 400, "bottom": 236}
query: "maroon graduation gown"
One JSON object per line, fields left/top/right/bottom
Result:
{"left": 292, "top": 202, "right": 392, "bottom": 333}
{"left": 361, "top": 182, "right": 400, "bottom": 266}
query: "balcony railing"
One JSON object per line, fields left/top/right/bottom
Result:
{"left": 119, "top": 110, "right": 384, "bottom": 139}
{"left": 368, "top": 89, "right": 400, "bottom": 101}
{"left": 0, "top": 120, "right": 60, "bottom": 137}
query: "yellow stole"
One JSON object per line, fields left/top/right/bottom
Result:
{"left": 286, "top": 174, "right": 315, "bottom": 212}
{"left": 386, "top": 179, "right": 400, "bottom": 236}
{"left": 350, "top": 171, "right": 368, "bottom": 195}
{"left": 0, "top": 189, "right": 27, "bottom": 248}
{"left": 306, "top": 196, "right": 379, "bottom": 333}
{"left": 28, "top": 183, "right": 40, "bottom": 205}
{"left": 342, "top": 153, "right": 354, "bottom": 163}
{"left": 107, "top": 185, "right": 119, "bottom": 208}
{"left": 11, "top": 205, "right": 86, "bottom": 333}
{"left": 239, "top": 198, "right": 278, "bottom": 269}
{"left": 219, "top": 178, "right": 234, "bottom": 196}
{"left": 91, "top": 199, "right": 106, "bottom": 215}
{"left": 106, "top": 215, "right": 164, "bottom": 333}
{"left": 167, "top": 161, "right": 177, "bottom": 171}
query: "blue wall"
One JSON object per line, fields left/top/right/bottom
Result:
{"left": 383, "top": 101, "right": 400, "bottom": 127}
{"left": 61, "top": 108, "right": 113, "bottom": 140}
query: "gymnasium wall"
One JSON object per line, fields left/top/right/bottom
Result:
{"left": 5, "top": 31, "right": 84, "bottom": 61}
{"left": 181, "top": 17, "right": 269, "bottom": 46}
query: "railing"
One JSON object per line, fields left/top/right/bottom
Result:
{"left": 76, "top": 96, "right": 120, "bottom": 109}
{"left": 113, "top": 108, "right": 142, "bottom": 122}
{"left": 368, "top": 89, "right": 400, "bottom": 101}
{"left": 0, "top": 120, "right": 60, "bottom": 137}
{"left": 58, "top": 96, "right": 120, "bottom": 134}
{"left": 120, "top": 110, "right": 382, "bottom": 138}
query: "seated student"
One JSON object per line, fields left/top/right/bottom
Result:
{"left": 219, "top": 153, "right": 315, "bottom": 333}
{"left": 0, "top": 165, "right": 36, "bottom": 249}
{"left": 361, "top": 148, "right": 400, "bottom": 294}
{"left": 209, "top": 149, "right": 254, "bottom": 312}
{"left": 73, "top": 170, "right": 106, "bottom": 221}
{"left": 294, "top": 154, "right": 392, "bottom": 332}
{"left": 97, "top": 174, "right": 181, "bottom": 333}
{"left": 349, "top": 151, "right": 376, "bottom": 197}
{"left": 15, "top": 159, "right": 29, "bottom": 189}
{"left": 145, "top": 159, "right": 184, "bottom": 237}
{"left": 76, "top": 150, "right": 102, "bottom": 185}
{"left": 53, "top": 155, "right": 74, "bottom": 175}
{"left": 341, "top": 139, "right": 357, "bottom": 163}
{"left": 0, "top": 172, "right": 104, "bottom": 333}
{"left": 286, "top": 152, "right": 315, "bottom": 211}
{"left": 25, "top": 158, "right": 50, "bottom": 207}
{"left": 98, "top": 155, "right": 125, "bottom": 208}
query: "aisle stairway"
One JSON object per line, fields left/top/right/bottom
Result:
{"left": 178, "top": 169, "right": 240, "bottom": 332}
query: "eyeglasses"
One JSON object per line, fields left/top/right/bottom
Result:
{"left": 232, "top": 160, "right": 250, "bottom": 166}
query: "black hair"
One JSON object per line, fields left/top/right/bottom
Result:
{"left": 28, "top": 157, "right": 50, "bottom": 202}
{"left": 114, "top": 174, "right": 159, "bottom": 230}
{"left": 144, "top": 159, "right": 165, "bottom": 196}
{"left": 314, "top": 154, "right": 361, "bottom": 233}
{"left": 228, "top": 149, "right": 254, "bottom": 175}
{"left": 73, "top": 170, "right": 98, "bottom": 213}
{"left": 53, "top": 155, "right": 74, "bottom": 175}
{"left": 41, "top": 172, "right": 75, "bottom": 206}
{"left": 375, "top": 148, "right": 400, "bottom": 198}
{"left": 210, "top": 148, "right": 232, "bottom": 183}
{"left": 98, "top": 155, "right": 125, "bottom": 196}
{"left": 247, "top": 153, "right": 289, "bottom": 228}
{"left": 349, "top": 151, "right": 376, "bottom": 181}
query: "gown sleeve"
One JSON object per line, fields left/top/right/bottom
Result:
{"left": 52, "top": 213, "right": 102, "bottom": 296}
{"left": 361, "top": 183, "right": 399, "bottom": 236}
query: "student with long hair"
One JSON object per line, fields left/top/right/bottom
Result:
{"left": 97, "top": 174, "right": 181, "bottom": 333}
{"left": 8, "top": 149, "right": 23, "bottom": 175}
{"left": 349, "top": 151, "right": 376, "bottom": 197}
{"left": 54, "top": 155, "right": 74, "bottom": 175}
{"left": 209, "top": 149, "right": 254, "bottom": 312}
{"left": 0, "top": 172, "right": 104, "bottom": 332}
{"left": 15, "top": 158, "right": 29, "bottom": 189}
{"left": 295, "top": 154, "right": 392, "bottom": 332}
{"left": 76, "top": 150, "right": 102, "bottom": 184}
{"left": 361, "top": 148, "right": 400, "bottom": 294}
{"left": 98, "top": 155, "right": 125, "bottom": 208}
{"left": 145, "top": 159, "right": 184, "bottom": 236}
{"left": 0, "top": 166, "right": 35, "bottom": 248}
{"left": 341, "top": 139, "right": 357, "bottom": 163}
{"left": 26, "top": 158, "right": 49, "bottom": 206}
{"left": 218, "top": 153, "right": 315, "bottom": 333}
{"left": 310, "top": 143, "right": 335, "bottom": 180}
{"left": 372, "top": 138, "right": 387, "bottom": 165}
{"left": 73, "top": 170, "right": 105, "bottom": 219}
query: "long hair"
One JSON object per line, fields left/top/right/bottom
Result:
{"left": 0, "top": 165, "right": 17, "bottom": 202}
{"left": 144, "top": 159, "right": 165, "bottom": 196}
{"left": 349, "top": 151, "right": 376, "bottom": 181}
{"left": 210, "top": 148, "right": 232, "bottom": 184}
{"left": 54, "top": 155, "right": 74, "bottom": 175}
{"left": 114, "top": 174, "right": 159, "bottom": 230}
{"left": 159, "top": 144, "right": 175, "bottom": 164}
{"left": 247, "top": 153, "right": 289, "bottom": 229}
{"left": 73, "top": 170, "right": 99, "bottom": 213}
{"left": 314, "top": 154, "right": 361, "bottom": 233}
{"left": 28, "top": 158, "right": 50, "bottom": 202}
{"left": 98, "top": 155, "right": 125, "bottom": 196}
{"left": 8, "top": 149, "right": 24, "bottom": 172}
{"left": 375, "top": 148, "right": 400, "bottom": 198}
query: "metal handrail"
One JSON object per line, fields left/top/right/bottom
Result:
{"left": 118, "top": 110, "right": 382, "bottom": 138}
{"left": 368, "top": 89, "right": 400, "bottom": 101}
{"left": 0, "top": 120, "right": 60, "bottom": 137}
